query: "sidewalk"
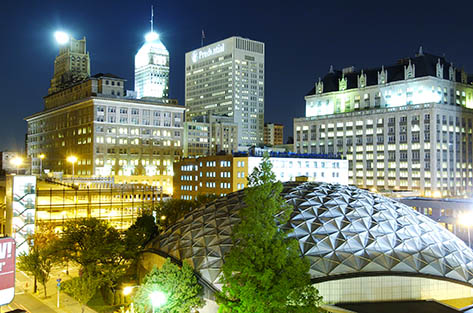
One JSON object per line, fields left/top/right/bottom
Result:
{"left": 17, "top": 267, "right": 97, "bottom": 313}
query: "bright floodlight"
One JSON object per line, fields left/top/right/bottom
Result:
{"left": 10, "top": 156, "right": 23, "bottom": 167}
{"left": 459, "top": 212, "right": 473, "bottom": 227}
{"left": 150, "top": 290, "right": 166, "bottom": 308}
{"left": 123, "top": 286, "right": 134, "bottom": 296}
{"left": 145, "top": 31, "right": 159, "bottom": 42}
{"left": 54, "top": 31, "right": 70, "bottom": 45}
{"left": 67, "top": 155, "right": 78, "bottom": 164}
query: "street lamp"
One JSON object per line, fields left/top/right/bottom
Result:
{"left": 39, "top": 153, "right": 45, "bottom": 176}
{"left": 459, "top": 212, "right": 473, "bottom": 248}
{"left": 67, "top": 155, "right": 78, "bottom": 179}
{"left": 150, "top": 290, "right": 166, "bottom": 313}
{"left": 10, "top": 156, "right": 23, "bottom": 175}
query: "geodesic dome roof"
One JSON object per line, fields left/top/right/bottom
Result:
{"left": 151, "top": 182, "right": 473, "bottom": 289}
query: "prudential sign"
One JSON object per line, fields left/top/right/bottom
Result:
{"left": 191, "top": 43, "right": 225, "bottom": 63}
{"left": 0, "top": 237, "right": 15, "bottom": 306}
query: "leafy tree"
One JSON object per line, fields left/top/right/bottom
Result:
{"left": 56, "top": 218, "right": 124, "bottom": 274}
{"left": 132, "top": 259, "right": 203, "bottom": 313}
{"left": 124, "top": 213, "right": 159, "bottom": 258}
{"left": 55, "top": 218, "right": 128, "bottom": 304}
{"left": 62, "top": 274, "right": 101, "bottom": 313}
{"left": 18, "top": 223, "right": 58, "bottom": 297}
{"left": 218, "top": 155, "right": 322, "bottom": 312}
{"left": 17, "top": 248, "right": 53, "bottom": 298}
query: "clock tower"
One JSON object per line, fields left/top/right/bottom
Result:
{"left": 134, "top": 7, "right": 170, "bottom": 99}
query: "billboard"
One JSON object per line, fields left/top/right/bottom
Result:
{"left": 0, "top": 237, "right": 15, "bottom": 306}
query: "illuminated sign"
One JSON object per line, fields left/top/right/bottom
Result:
{"left": 191, "top": 43, "right": 225, "bottom": 63}
{"left": 0, "top": 237, "right": 15, "bottom": 306}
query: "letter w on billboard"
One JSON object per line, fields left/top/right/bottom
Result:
{"left": 0, "top": 237, "right": 15, "bottom": 306}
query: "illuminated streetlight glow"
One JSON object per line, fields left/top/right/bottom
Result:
{"left": 39, "top": 153, "right": 45, "bottom": 176}
{"left": 54, "top": 31, "right": 70, "bottom": 45}
{"left": 145, "top": 31, "right": 159, "bottom": 42}
{"left": 123, "top": 286, "right": 134, "bottom": 296}
{"left": 150, "top": 290, "right": 166, "bottom": 312}
{"left": 458, "top": 212, "right": 473, "bottom": 248}
{"left": 10, "top": 156, "right": 23, "bottom": 174}
{"left": 67, "top": 155, "right": 78, "bottom": 178}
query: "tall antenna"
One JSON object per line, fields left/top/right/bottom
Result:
{"left": 150, "top": 5, "right": 154, "bottom": 33}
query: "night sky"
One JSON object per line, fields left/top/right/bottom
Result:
{"left": 2, "top": 0, "right": 473, "bottom": 152}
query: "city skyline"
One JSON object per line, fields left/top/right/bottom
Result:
{"left": 2, "top": 0, "right": 473, "bottom": 151}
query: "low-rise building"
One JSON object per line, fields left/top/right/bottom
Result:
{"left": 173, "top": 152, "right": 348, "bottom": 199}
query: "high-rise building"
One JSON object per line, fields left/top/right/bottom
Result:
{"left": 134, "top": 10, "right": 169, "bottom": 99}
{"left": 264, "top": 123, "right": 284, "bottom": 146}
{"left": 48, "top": 36, "right": 90, "bottom": 95}
{"left": 26, "top": 74, "right": 184, "bottom": 191}
{"left": 185, "top": 37, "right": 265, "bottom": 148}
{"left": 294, "top": 49, "right": 473, "bottom": 197}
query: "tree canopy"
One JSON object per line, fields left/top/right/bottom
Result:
{"left": 132, "top": 259, "right": 203, "bottom": 313}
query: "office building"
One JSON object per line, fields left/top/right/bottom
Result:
{"left": 185, "top": 37, "right": 265, "bottom": 148}
{"left": 48, "top": 36, "right": 90, "bottom": 95}
{"left": 183, "top": 114, "right": 238, "bottom": 157}
{"left": 134, "top": 25, "right": 169, "bottom": 99}
{"left": 173, "top": 152, "right": 348, "bottom": 199}
{"left": 264, "top": 123, "right": 284, "bottom": 146}
{"left": 26, "top": 74, "right": 183, "bottom": 190}
{"left": 294, "top": 49, "right": 473, "bottom": 197}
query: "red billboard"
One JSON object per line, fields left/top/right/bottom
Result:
{"left": 0, "top": 237, "right": 15, "bottom": 306}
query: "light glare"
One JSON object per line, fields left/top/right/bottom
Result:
{"left": 145, "top": 31, "right": 159, "bottom": 42}
{"left": 150, "top": 290, "right": 166, "bottom": 307}
{"left": 54, "top": 31, "right": 70, "bottom": 45}
{"left": 123, "top": 286, "right": 134, "bottom": 296}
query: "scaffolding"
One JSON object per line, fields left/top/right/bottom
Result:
{"left": 36, "top": 184, "right": 162, "bottom": 230}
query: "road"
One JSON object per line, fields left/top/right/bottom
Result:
{"left": 0, "top": 270, "right": 57, "bottom": 313}
{"left": 2, "top": 292, "right": 56, "bottom": 313}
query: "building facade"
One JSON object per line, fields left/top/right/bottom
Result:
{"left": 48, "top": 36, "right": 90, "bottom": 95}
{"left": 183, "top": 114, "right": 238, "bottom": 157}
{"left": 294, "top": 50, "right": 473, "bottom": 197}
{"left": 185, "top": 37, "right": 265, "bottom": 148}
{"left": 173, "top": 153, "right": 348, "bottom": 200}
{"left": 135, "top": 31, "right": 169, "bottom": 99}
{"left": 26, "top": 75, "right": 184, "bottom": 191}
{"left": 264, "top": 123, "right": 284, "bottom": 146}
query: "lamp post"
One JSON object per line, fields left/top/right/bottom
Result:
{"left": 459, "top": 212, "right": 473, "bottom": 248}
{"left": 10, "top": 156, "right": 23, "bottom": 175}
{"left": 39, "top": 153, "right": 45, "bottom": 176}
{"left": 150, "top": 291, "right": 166, "bottom": 313}
{"left": 67, "top": 155, "right": 78, "bottom": 180}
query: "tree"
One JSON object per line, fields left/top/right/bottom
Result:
{"left": 124, "top": 213, "right": 159, "bottom": 259}
{"left": 17, "top": 248, "right": 53, "bottom": 298}
{"left": 218, "top": 154, "right": 322, "bottom": 312}
{"left": 55, "top": 218, "right": 124, "bottom": 274}
{"left": 17, "top": 223, "right": 58, "bottom": 297}
{"left": 132, "top": 259, "right": 203, "bottom": 313}
{"left": 55, "top": 218, "right": 129, "bottom": 304}
{"left": 62, "top": 274, "right": 101, "bottom": 313}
